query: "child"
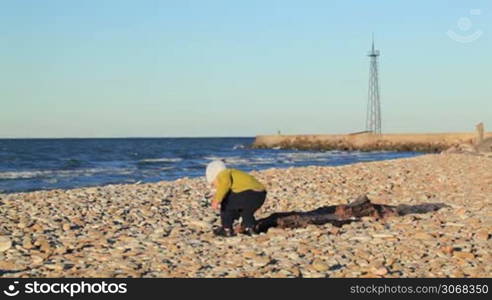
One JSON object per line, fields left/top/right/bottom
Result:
{"left": 206, "top": 160, "right": 267, "bottom": 237}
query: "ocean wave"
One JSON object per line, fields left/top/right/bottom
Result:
{"left": 43, "top": 178, "right": 59, "bottom": 184}
{"left": 0, "top": 168, "right": 135, "bottom": 180}
{"left": 203, "top": 156, "right": 224, "bottom": 162}
{"left": 201, "top": 151, "right": 400, "bottom": 168}
{"left": 232, "top": 144, "right": 246, "bottom": 150}
{"left": 278, "top": 152, "right": 335, "bottom": 161}
{"left": 0, "top": 171, "right": 47, "bottom": 179}
{"left": 159, "top": 167, "right": 174, "bottom": 171}
{"left": 204, "top": 156, "right": 276, "bottom": 166}
{"left": 62, "top": 159, "right": 85, "bottom": 168}
{"left": 138, "top": 158, "right": 183, "bottom": 163}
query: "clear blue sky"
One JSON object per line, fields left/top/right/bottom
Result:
{"left": 1, "top": 0, "right": 490, "bottom": 137}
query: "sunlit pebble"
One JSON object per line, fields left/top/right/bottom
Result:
{"left": 0, "top": 154, "right": 490, "bottom": 277}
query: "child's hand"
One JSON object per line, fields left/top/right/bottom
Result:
{"left": 211, "top": 201, "right": 220, "bottom": 210}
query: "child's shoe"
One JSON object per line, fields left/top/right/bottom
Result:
{"left": 213, "top": 227, "right": 235, "bottom": 237}
{"left": 242, "top": 227, "right": 257, "bottom": 236}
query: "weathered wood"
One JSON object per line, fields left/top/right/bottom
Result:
{"left": 253, "top": 195, "right": 447, "bottom": 233}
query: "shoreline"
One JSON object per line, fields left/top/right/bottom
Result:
{"left": 0, "top": 150, "right": 423, "bottom": 195}
{"left": 0, "top": 153, "right": 491, "bottom": 277}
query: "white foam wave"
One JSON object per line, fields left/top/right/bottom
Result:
{"left": 139, "top": 158, "right": 182, "bottom": 163}
{"left": 159, "top": 167, "right": 174, "bottom": 171}
{"left": 203, "top": 156, "right": 223, "bottom": 161}
{"left": 0, "top": 168, "right": 135, "bottom": 180}
{"left": 0, "top": 171, "right": 43, "bottom": 179}
{"left": 278, "top": 152, "right": 335, "bottom": 162}
{"left": 232, "top": 144, "right": 246, "bottom": 150}
{"left": 204, "top": 156, "right": 276, "bottom": 166}
{"left": 203, "top": 151, "right": 389, "bottom": 167}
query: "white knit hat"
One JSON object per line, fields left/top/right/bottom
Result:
{"left": 205, "top": 160, "right": 226, "bottom": 184}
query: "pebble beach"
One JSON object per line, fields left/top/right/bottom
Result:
{"left": 0, "top": 153, "right": 491, "bottom": 278}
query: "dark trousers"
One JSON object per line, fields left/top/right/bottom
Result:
{"left": 220, "top": 190, "right": 266, "bottom": 229}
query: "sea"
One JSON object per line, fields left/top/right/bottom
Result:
{"left": 0, "top": 138, "right": 422, "bottom": 193}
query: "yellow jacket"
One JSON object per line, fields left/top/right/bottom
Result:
{"left": 213, "top": 169, "right": 266, "bottom": 204}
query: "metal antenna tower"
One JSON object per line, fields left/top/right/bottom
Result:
{"left": 366, "top": 34, "right": 381, "bottom": 134}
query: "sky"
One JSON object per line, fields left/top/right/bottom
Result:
{"left": 1, "top": 0, "right": 491, "bottom": 137}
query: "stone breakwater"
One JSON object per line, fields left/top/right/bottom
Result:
{"left": 253, "top": 132, "right": 492, "bottom": 152}
{"left": 0, "top": 154, "right": 491, "bottom": 278}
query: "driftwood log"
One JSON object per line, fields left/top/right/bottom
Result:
{"left": 250, "top": 195, "right": 447, "bottom": 233}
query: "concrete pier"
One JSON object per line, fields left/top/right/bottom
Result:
{"left": 252, "top": 131, "right": 492, "bottom": 152}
